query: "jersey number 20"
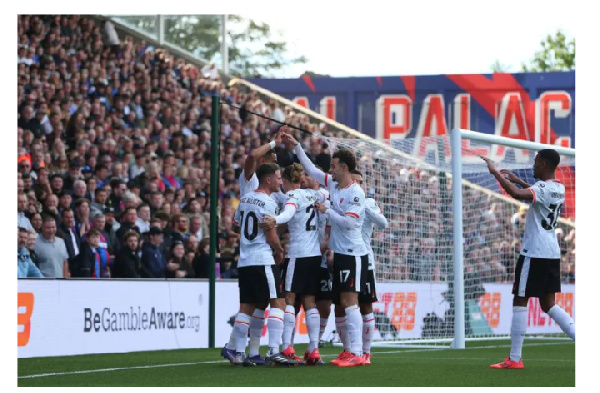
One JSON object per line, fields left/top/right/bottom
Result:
{"left": 541, "top": 203, "right": 562, "bottom": 230}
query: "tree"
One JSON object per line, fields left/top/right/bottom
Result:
{"left": 522, "top": 30, "right": 575, "bottom": 72}
{"left": 117, "top": 15, "right": 307, "bottom": 78}
{"left": 490, "top": 59, "right": 512, "bottom": 73}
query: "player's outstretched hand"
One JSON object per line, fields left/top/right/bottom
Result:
{"left": 274, "top": 251, "right": 284, "bottom": 265}
{"left": 281, "top": 131, "right": 299, "bottom": 147}
{"left": 480, "top": 156, "right": 499, "bottom": 175}
{"left": 259, "top": 216, "right": 276, "bottom": 230}
{"left": 314, "top": 202, "right": 327, "bottom": 214}
{"left": 499, "top": 169, "right": 520, "bottom": 183}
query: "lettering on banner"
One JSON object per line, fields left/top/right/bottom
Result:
{"left": 18, "top": 292, "right": 34, "bottom": 347}
{"left": 378, "top": 292, "right": 417, "bottom": 331}
{"left": 376, "top": 95, "right": 413, "bottom": 139}
{"left": 478, "top": 292, "right": 501, "bottom": 328}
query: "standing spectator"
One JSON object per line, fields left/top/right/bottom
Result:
{"left": 115, "top": 207, "right": 141, "bottom": 252}
{"left": 141, "top": 227, "right": 166, "bottom": 278}
{"left": 34, "top": 215, "right": 70, "bottom": 278}
{"left": 71, "top": 179, "right": 88, "bottom": 202}
{"left": 107, "top": 178, "right": 127, "bottom": 213}
{"left": 63, "top": 162, "right": 83, "bottom": 192}
{"left": 29, "top": 212, "right": 43, "bottom": 233}
{"left": 74, "top": 198, "right": 91, "bottom": 237}
{"left": 27, "top": 230, "right": 40, "bottom": 267}
{"left": 89, "top": 213, "right": 113, "bottom": 256}
{"left": 42, "top": 193, "right": 61, "bottom": 227}
{"left": 166, "top": 240, "right": 195, "bottom": 278}
{"left": 147, "top": 190, "right": 164, "bottom": 216}
{"left": 58, "top": 191, "right": 72, "bottom": 213}
{"left": 58, "top": 208, "right": 81, "bottom": 265}
{"left": 170, "top": 213, "right": 189, "bottom": 244}
{"left": 136, "top": 203, "right": 151, "bottom": 233}
{"left": 49, "top": 174, "right": 64, "bottom": 195}
{"left": 112, "top": 232, "right": 141, "bottom": 278}
{"left": 18, "top": 192, "right": 33, "bottom": 231}
{"left": 90, "top": 188, "right": 108, "bottom": 217}
{"left": 104, "top": 206, "right": 120, "bottom": 249}
{"left": 72, "top": 229, "right": 111, "bottom": 278}
{"left": 18, "top": 228, "right": 43, "bottom": 278}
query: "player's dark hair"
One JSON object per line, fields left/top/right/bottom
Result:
{"left": 538, "top": 149, "right": 560, "bottom": 170}
{"left": 256, "top": 163, "right": 280, "bottom": 182}
{"left": 351, "top": 169, "right": 362, "bottom": 176}
{"left": 332, "top": 149, "right": 357, "bottom": 172}
{"left": 282, "top": 163, "right": 303, "bottom": 184}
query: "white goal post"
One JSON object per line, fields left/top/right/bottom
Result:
{"left": 450, "top": 128, "right": 576, "bottom": 349}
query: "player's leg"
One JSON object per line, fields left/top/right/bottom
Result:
{"left": 248, "top": 305, "right": 266, "bottom": 359}
{"left": 232, "top": 302, "right": 255, "bottom": 365}
{"left": 282, "top": 292, "right": 297, "bottom": 352}
{"left": 316, "top": 258, "right": 333, "bottom": 344}
{"left": 266, "top": 265, "right": 298, "bottom": 366}
{"left": 539, "top": 258, "right": 575, "bottom": 340}
{"left": 359, "top": 268, "right": 377, "bottom": 364}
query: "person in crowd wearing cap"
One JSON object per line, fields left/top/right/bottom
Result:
{"left": 141, "top": 226, "right": 166, "bottom": 278}
{"left": 112, "top": 231, "right": 141, "bottom": 278}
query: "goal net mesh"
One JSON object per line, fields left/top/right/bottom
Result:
{"left": 319, "top": 134, "right": 575, "bottom": 345}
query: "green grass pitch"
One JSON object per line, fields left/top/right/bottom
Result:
{"left": 18, "top": 340, "right": 574, "bottom": 387}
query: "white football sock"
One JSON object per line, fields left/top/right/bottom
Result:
{"left": 346, "top": 305, "right": 363, "bottom": 357}
{"left": 248, "top": 309, "right": 265, "bottom": 357}
{"left": 226, "top": 328, "right": 236, "bottom": 350}
{"left": 233, "top": 313, "right": 251, "bottom": 354}
{"left": 268, "top": 308, "right": 284, "bottom": 355}
{"left": 283, "top": 305, "right": 296, "bottom": 349}
{"left": 306, "top": 308, "right": 320, "bottom": 352}
{"left": 319, "top": 317, "right": 329, "bottom": 341}
{"left": 335, "top": 316, "right": 350, "bottom": 351}
{"left": 547, "top": 305, "right": 575, "bottom": 340}
{"left": 362, "top": 313, "right": 375, "bottom": 354}
{"left": 510, "top": 306, "right": 527, "bottom": 362}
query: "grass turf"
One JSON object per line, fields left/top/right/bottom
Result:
{"left": 18, "top": 340, "right": 574, "bottom": 387}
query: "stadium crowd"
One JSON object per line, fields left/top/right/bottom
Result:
{"left": 17, "top": 15, "right": 575, "bottom": 285}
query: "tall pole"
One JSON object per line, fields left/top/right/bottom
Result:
{"left": 220, "top": 15, "right": 229, "bottom": 74}
{"left": 450, "top": 128, "right": 465, "bottom": 349}
{"left": 209, "top": 93, "right": 221, "bottom": 348}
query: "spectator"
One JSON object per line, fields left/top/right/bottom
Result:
{"left": 90, "top": 188, "right": 108, "bottom": 217}
{"left": 136, "top": 203, "right": 151, "bottom": 234}
{"left": 170, "top": 213, "right": 189, "bottom": 244}
{"left": 166, "top": 240, "right": 195, "bottom": 278}
{"left": 18, "top": 228, "right": 43, "bottom": 278}
{"left": 140, "top": 227, "right": 166, "bottom": 278}
{"left": 34, "top": 215, "right": 70, "bottom": 278}
{"left": 112, "top": 231, "right": 141, "bottom": 278}
{"left": 72, "top": 179, "right": 88, "bottom": 202}
{"left": 58, "top": 208, "right": 81, "bottom": 264}
{"left": 49, "top": 174, "right": 64, "bottom": 195}
{"left": 193, "top": 238, "right": 211, "bottom": 278}
{"left": 72, "top": 229, "right": 111, "bottom": 278}
{"left": 18, "top": 192, "right": 33, "bottom": 231}
{"left": 147, "top": 190, "right": 164, "bottom": 216}
{"left": 58, "top": 191, "right": 72, "bottom": 213}
{"left": 27, "top": 230, "right": 40, "bottom": 267}
{"left": 42, "top": 193, "right": 61, "bottom": 227}
{"left": 115, "top": 207, "right": 141, "bottom": 252}
{"left": 108, "top": 178, "right": 127, "bottom": 213}
{"left": 74, "top": 198, "right": 91, "bottom": 237}
{"left": 29, "top": 212, "right": 43, "bottom": 233}
{"left": 89, "top": 213, "right": 113, "bottom": 255}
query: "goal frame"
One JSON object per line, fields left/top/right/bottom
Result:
{"left": 450, "top": 128, "right": 576, "bottom": 349}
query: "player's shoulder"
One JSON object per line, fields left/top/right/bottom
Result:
{"left": 365, "top": 197, "right": 378, "bottom": 209}
{"left": 348, "top": 182, "right": 366, "bottom": 197}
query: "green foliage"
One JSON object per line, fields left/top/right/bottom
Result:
{"left": 119, "top": 15, "right": 307, "bottom": 78}
{"left": 522, "top": 30, "right": 575, "bottom": 72}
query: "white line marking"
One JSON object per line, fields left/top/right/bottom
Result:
{"left": 18, "top": 342, "right": 574, "bottom": 380}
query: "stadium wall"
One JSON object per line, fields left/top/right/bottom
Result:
{"left": 18, "top": 280, "right": 575, "bottom": 358}
{"left": 248, "top": 72, "right": 575, "bottom": 149}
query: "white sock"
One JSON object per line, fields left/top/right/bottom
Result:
{"left": 226, "top": 328, "right": 236, "bottom": 350}
{"left": 547, "top": 305, "right": 575, "bottom": 340}
{"left": 283, "top": 305, "right": 295, "bottom": 349}
{"left": 510, "top": 306, "right": 527, "bottom": 362}
{"left": 319, "top": 317, "right": 329, "bottom": 341}
{"left": 268, "top": 308, "right": 284, "bottom": 355}
{"left": 335, "top": 316, "right": 350, "bottom": 351}
{"left": 346, "top": 305, "right": 363, "bottom": 356}
{"left": 362, "top": 313, "right": 375, "bottom": 354}
{"left": 248, "top": 309, "right": 265, "bottom": 357}
{"left": 234, "top": 313, "right": 251, "bottom": 354}
{"left": 306, "top": 308, "right": 320, "bottom": 352}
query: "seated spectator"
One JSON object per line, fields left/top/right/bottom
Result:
{"left": 18, "top": 228, "right": 43, "bottom": 278}
{"left": 141, "top": 227, "right": 166, "bottom": 278}
{"left": 34, "top": 215, "right": 70, "bottom": 278}
{"left": 166, "top": 240, "right": 195, "bottom": 278}
{"left": 72, "top": 229, "right": 111, "bottom": 278}
{"left": 193, "top": 238, "right": 210, "bottom": 279}
{"left": 113, "top": 231, "right": 141, "bottom": 278}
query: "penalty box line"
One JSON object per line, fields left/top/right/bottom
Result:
{"left": 18, "top": 342, "right": 573, "bottom": 380}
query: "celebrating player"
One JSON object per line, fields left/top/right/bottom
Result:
{"left": 284, "top": 132, "right": 368, "bottom": 367}
{"left": 482, "top": 150, "right": 575, "bottom": 369}
{"left": 230, "top": 163, "right": 298, "bottom": 367}
{"left": 350, "top": 169, "right": 388, "bottom": 364}
{"left": 260, "top": 163, "right": 324, "bottom": 365}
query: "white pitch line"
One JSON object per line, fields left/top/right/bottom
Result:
{"left": 18, "top": 342, "right": 574, "bottom": 380}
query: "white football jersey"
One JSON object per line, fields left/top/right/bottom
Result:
{"left": 283, "top": 189, "right": 321, "bottom": 259}
{"left": 521, "top": 179, "right": 565, "bottom": 259}
{"left": 239, "top": 170, "right": 259, "bottom": 197}
{"left": 363, "top": 198, "right": 385, "bottom": 270}
{"left": 234, "top": 191, "right": 279, "bottom": 267}
{"left": 324, "top": 175, "right": 368, "bottom": 256}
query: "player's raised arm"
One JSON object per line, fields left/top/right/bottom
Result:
{"left": 482, "top": 157, "right": 533, "bottom": 201}
{"left": 282, "top": 132, "right": 328, "bottom": 187}
{"left": 499, "top": 169, "right": 532, "bottom": 189}
{"left": 243, "top": 132, "right": 282, "bottom": 181}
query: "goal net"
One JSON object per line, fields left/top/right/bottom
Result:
{"left": 319, "top": 131, "right": 575, "bottom": 348}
